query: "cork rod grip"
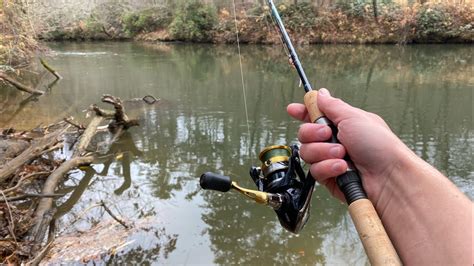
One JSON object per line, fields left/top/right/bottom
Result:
{"left": 349, "top": 199, "right": 401, "bottom": 265}
{"left": 303, "top": 90, "right": 323, "bottom": 122}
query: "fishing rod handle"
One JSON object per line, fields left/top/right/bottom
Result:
{"left": 304, "top": 90, "right": 366, "bottom": 203}
{"left": 303, "top": 90, "right": 401, "bottom": 265}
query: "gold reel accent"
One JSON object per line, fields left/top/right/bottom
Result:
{"left": 259, "top": 145, "right": 291, "bottom": 176}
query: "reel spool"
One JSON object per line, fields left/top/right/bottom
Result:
{"left": 258, "top": 145, "right": 291, "bottom": 185}
{"left": 200, "top": 144, "right": 315, "bottom": 233}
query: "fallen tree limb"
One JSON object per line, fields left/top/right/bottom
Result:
{"left": 29, "top": 156, "right": 94, "bottom": 253}
{"left": 0, "top": 193, "right": 64, "bottom": 203}
{"left": 26, "top": 239, "right": 55, "bottom": 266}
{"left": 102, "top": 94, "right": 139, "bottom": 131}
{"left": 29, "top": 94, "right": 137, "bottom": 256}
{"left": 39, "top": 58, "right": 62, "bottom": 80}
{"left": 2, "top": 171, "right": 51, "bottom": 194}
{"left": 0, "top": 72, "right": 44, "bottom": 95}
{"left": 0, "top": 128, "right": 66, "bottom": 183}
{"left": 63, "top": 117, "right": 85, "bottom": 130}
{"left": 72, "top": 116, "right": 103, "bottom": 157}
{"left": 100, "top": 200, "right": 129, "bottom": 229}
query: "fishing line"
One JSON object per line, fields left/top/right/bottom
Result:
{"left": 267, "top": 11, "right": 291, "bottom": 60}
{"left": 231, "top": 0, "right": 251, "bottom": 146}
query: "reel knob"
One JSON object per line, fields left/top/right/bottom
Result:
{"left": 200, "top": 172, "right": 232, "bottom": 192}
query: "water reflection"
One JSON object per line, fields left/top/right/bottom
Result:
{"left": 0, "top": 42, "right": 472, "bottom": 264}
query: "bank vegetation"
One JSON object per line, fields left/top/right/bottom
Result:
{"left": 1, "top": 0, "right": 472, "bottom": 68}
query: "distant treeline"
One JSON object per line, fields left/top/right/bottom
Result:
{"left": 26, "top": 0, "right": 472, "bottom": 44}
{"left": 1, "top": 0, "right": 473, "bottom": 67}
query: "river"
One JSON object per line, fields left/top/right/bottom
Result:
{"left": 0, "top": 42, "right": 472, "bottom": 264}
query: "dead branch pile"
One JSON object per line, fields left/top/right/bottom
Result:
{"left": 0, "top": 0, "right": 40, "bottom": 67}
{"left": 0, "top": 94, "right": 139, "bottom": 264}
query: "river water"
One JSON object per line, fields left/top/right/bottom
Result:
{"left": 0, "top": 42, "right": 472, "bottom": 264}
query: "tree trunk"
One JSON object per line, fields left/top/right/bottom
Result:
{"left": 372, "top": 0, "right": 378, "bottom": 23}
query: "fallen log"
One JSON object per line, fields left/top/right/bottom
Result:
{"left": 28, "top": 94, "right": 139, "bottom": 259}
{"left": 29, "top": 155, "right": 94, "bottom": 248}
{"left": 0, "top": 72, "right": 44, "bottom": 95}
{"left": 0, "top": 127, "right": 66, "bottom": 183}
{"left": 72, "top": 116, "right": 103, "bottom": 157}
{"left": 0, "top": 94, "right": 141, "bottom": 263}
{"left": 29, "top": 115, "right": 99, "bottom": 250}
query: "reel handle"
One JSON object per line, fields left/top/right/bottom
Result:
{"left": 200, "top": 172, "right": 232, "bottom": 192}
{"left": 303, "top": 90, "right": 401, "bottom": 265}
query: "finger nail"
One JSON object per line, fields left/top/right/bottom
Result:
{"left": 332, "top": 162, "right": 344, "bottom": 172}
{"left": 319, "top": 88, "right": 330, "bottom": 96}
{"left": 329, "top": 146, "right": 342, "bottom": 157}
{"left": 317, "top": 127, "right": 329, "bottom": 138}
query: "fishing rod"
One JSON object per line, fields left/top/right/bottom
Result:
{"left": 201, "top": 1, "right": 400, "bottom": 264}
{"left": 267, "top": 0, "right": 401, "bottom": 264}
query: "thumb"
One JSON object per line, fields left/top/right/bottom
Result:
{"left": 317, "top": 88, "right": 359, "bottom": 125}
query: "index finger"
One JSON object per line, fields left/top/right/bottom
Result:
{"left": 287, "top": 103, "right": 310, "bottom": 122}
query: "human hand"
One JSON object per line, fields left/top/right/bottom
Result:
{"left": 287, "top": 88, "right": 412, "bottom": 205}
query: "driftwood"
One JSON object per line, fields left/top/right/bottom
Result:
{"left": 0, "top": 193, "right": 64, "bottom": 203}
{"left": 27, "top": 94, "right": 139, "bottom": 259}
{"left": 0, "top": 94, "right": 141, "bottom": 264}
{"left": 0, "top": 128, "right": 66, "bottom": 183}
{"left": 101, "top": 94, "right": 139, "bottom": 131}
{"left": 99, "top": 200, "right": 130, "bottom": 229}
{"left": 0, "top": 72, "right": 44, "bottom": 95}
{"left": 39, "top": 58, "right": 62, "bottom": 80}
{"left": 63, "top": 117, "right": 85, "bottom": 130}
{"left": 29, "top": 156, "right": 94, "bottom": 254}
{"left": 72, "top": 116, "right": 103, "bottom": 157}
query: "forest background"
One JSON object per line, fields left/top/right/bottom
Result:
{"left": 1, "top": 0, "right": 473, "bottom": 67}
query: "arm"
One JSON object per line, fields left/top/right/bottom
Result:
{"left": 288, "top": 88, "right": 473, "bottom": 265}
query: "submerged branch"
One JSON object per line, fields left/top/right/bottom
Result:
{"left": 39, "top": 58, "right": 62, "bottom": 80}
{"left": 100, "top": 200, "right": 130, "bottom": 229}
{"left": 0, "top": 72, "right": 44, "bottom": 95}
{"left": 1, "top": 93, "right": 142, "bottom": 263}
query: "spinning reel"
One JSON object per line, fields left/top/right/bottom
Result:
{"left": 200, "top": 145, "right": 315, "bottom": 233}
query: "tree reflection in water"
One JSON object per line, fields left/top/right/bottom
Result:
{"left": 1, "top": 42, "right": 471, "bottom": 264}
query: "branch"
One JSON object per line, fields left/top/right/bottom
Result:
{"left": 29, "top": 156, "right": 94, "bottom": 252}
{"left": 2, "top": 171, "right": 51, "bottom": 194}
{"left": 142, "top": 95, "right": 159, "bottom": 104}
{"left": 0, "top": 127, "right": 66, "bottom": 183}
{"left": 73, "top": 116, "right": 103, "bottom": 157}
{"left": 100, "top": 200, "right": 129, "bottom": 229}
{"left": 39, "top": 58, "right": 62, "bottom": 80}
{"left": 0, "top": 72, "right": 44, "bottom": 95}
{"left": 0, "top": 193, "right": 64, "bottom": 203}
{"left": 63, "top": 117, "right": 85, "bottom": 130}
{"left": 91, "top": 104, "right": 115, "bottom": 118}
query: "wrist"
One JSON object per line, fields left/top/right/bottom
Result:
{"left": 373, "top": 142, "right": 422, "bottom": 217}
{"left": 371, "top": 140, "right": 473, "bottom": 265}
